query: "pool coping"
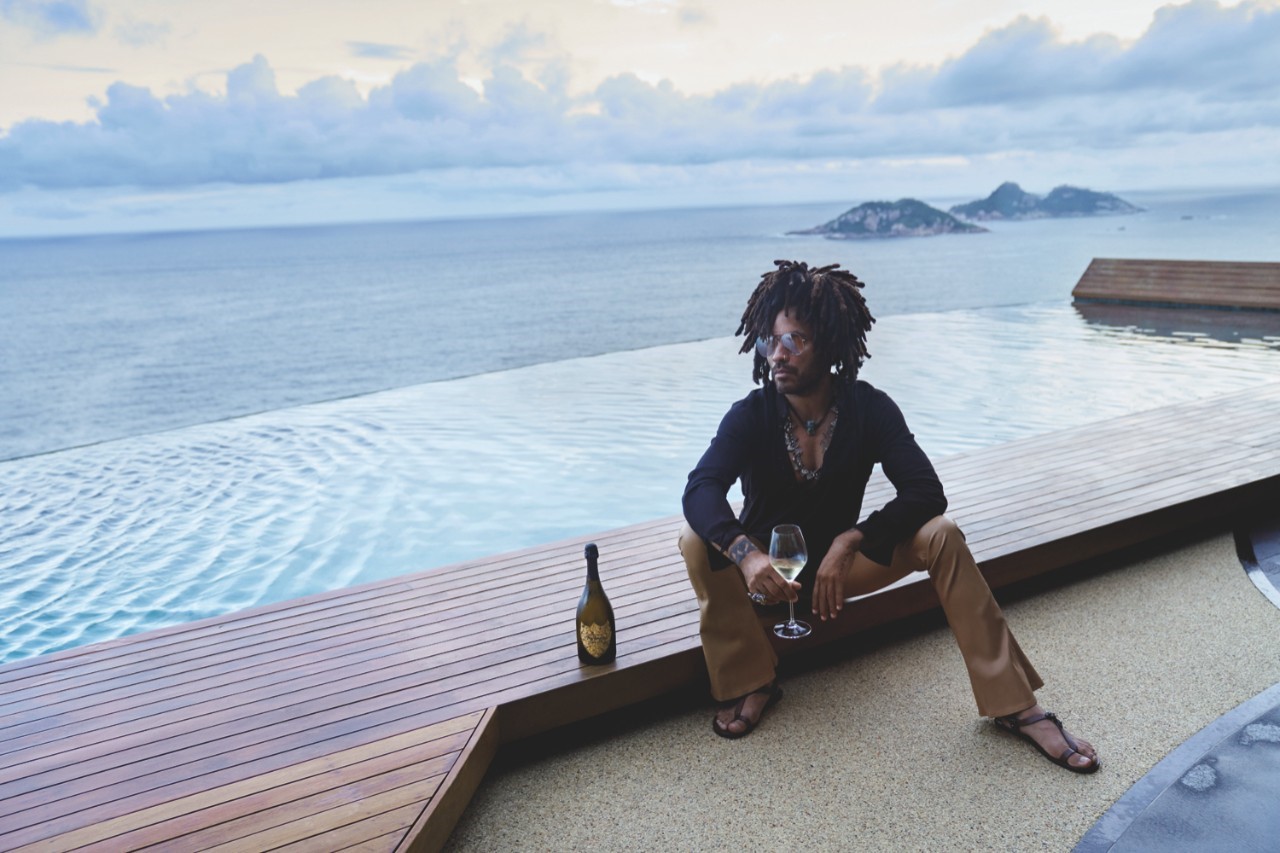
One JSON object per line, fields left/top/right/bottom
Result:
{"left": 1074, "top": 513, "right": 1280, "bottom": 852}
{"left": 1073, "top": 680, "right": 1280, "bottom": 852}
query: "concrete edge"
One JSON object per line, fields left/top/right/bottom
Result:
{"left": 1074, "top": 512, "right": 1280, "bottom": 852}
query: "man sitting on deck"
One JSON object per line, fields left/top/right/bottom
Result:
{"left": 679, "top": 260, "right": 1099, "bottom": 773}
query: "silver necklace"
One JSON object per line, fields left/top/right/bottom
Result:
{"left": 783, "top": 402, "right": 838, "bottom": 481}
{"left": 784, "top": 396, "right": 833, "bottom": 435}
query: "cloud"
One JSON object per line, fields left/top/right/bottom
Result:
{"left": 12, "top": 194, "right": 87, "bottom": 219}
{"left": 114, "top": 16, "right": 170, "bottom": 47}
{"left": 483, "top": 22, "right": 553, "bottom": 66}
{"left": 347, "top": 41, "right": 416, "bottom": 60}
{"left": 608, "top": 0, "right": 680, "bottom": 8}
{"left": 480, "top": 22, "right": 573, "bottom": 95}
{"left": 878, "top": 0, "right": 1280, "bottom": 110}
{"left": 678, "top": 3, "right": 711, "bottom": 26}
{"left": 11, "top": 60, "right": 114, "bottom": 73}
{"left": 0, "top": 0, "right": 101, "bottom": 37}
{"left": 0, "top": 1, "right": 1277, "bottom": 193}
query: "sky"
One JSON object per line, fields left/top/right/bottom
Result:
{"left": 1, "top": 0, "right": 1278, "bottom": 236}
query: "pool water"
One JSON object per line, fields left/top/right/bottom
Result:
{"left": 1, "top": 301, "right": 1278, "bottom": 664}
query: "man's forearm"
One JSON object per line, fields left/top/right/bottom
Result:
{"left": 727, "top": 535, "right": 761, "bottom": 567}
{"left": 837, "top": 527, "right": 865, "bottom": 555}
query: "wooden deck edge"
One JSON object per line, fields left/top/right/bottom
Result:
{"left": 396, "top": 707, "right": 499, "bottom": 853}
{"left": 497, "top": 648, "right": 708, "bottom": 744}
{"left": 387, "top": 652, "right": 708, "bottom": 850}
{"left": 1070, "top": 258, "right": 1280, "bottom": 312}
{"left": 980, "top": 474, "right": 1280, "bottom": 589}
{"left": 1071, "top": 296, "right": 1280, "bottom": 314}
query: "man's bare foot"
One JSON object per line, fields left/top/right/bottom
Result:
{"left": 996, "top": 704, "right": 1099, "bottom": 773}
{"left": 712, "top": 682, "right": 783, "bottom": 739}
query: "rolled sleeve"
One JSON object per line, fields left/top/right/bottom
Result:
{"left": 682, "top": 398, "right": 757, "bottom": 558}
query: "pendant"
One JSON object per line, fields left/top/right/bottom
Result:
{"left": 803, "top": 420, "right": 820, "bottom": 435}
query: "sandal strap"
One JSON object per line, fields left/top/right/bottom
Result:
{"left": 730, "top": 684, "right": 775, "bottom": 718}
{"left": 712, "top": 682, "right": 781, "bottom": 739}
{"left": 998, "top": 710, "right": 1062, "bottom": 730}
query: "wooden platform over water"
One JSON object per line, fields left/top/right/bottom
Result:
{"left": 4, "top": 383, "right": 1280, "bottom": 851}
{"left": 1073, "top": 258, "right": 1280, "bottom": 311}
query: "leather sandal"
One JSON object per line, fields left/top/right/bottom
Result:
{"left": 994, "top": 710, "right": 1100, "bottom": 774}
{"left": 712, "top": 682, "right": 783, "bottom": 740}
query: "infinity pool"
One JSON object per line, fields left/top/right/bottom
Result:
{"left": 2, "top": 301, "right": 1278, "bottom": 663}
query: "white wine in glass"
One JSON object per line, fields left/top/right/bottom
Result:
{"left": 769, "top": 524, "right": 812, "bottom": 639}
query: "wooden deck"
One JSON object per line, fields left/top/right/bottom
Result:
{"left": 3, "top": 382, "right": 1280, "bottom": 851}
{"left": 1072, "top": 258, "right": 1280, "bottom": 311}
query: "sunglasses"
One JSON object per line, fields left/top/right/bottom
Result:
{"left": 755, "top": 332, "right": 811, "bottom": 358}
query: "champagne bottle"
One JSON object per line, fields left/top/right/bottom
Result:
{"left": 576, "top": 542, "right": 616, "bottom": 665}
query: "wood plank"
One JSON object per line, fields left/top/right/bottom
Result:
{"left": 0, "top": 510, "right": 687, "bottom": 690}
{"left": 198, "top": 777, "right": 442, "bottom": 852}
{"left": 90, "top": 724, "right": 468, "bottom": 852}
{"left": 0, "top": 564, "right": 686, "bottom": 754}
{"left": 128, "top": 758, "right": 445, "bottom": 852}
{"left": 272, "top": 807, "right": 424, "bottom": 853}
{"left": 0, "top": 605, "right": 700, "bottom": 827}
{"left": 0, "top": 524, "right": 685, "bottom": 702}
{"left": 0, "top": 714, "right": 478, "bottom": 846}
{"left": 1072, "top": 258, "right": 1280, "bottom": 310}
{"left": 397, "top": 707, "right": 498, "bottom": 853}
{"left": 0, "top": 715, "right": 483, "bottom": 850}
{"left": 0, "top": 545, "right": 696, "bottom": 737}
{"left": 0, "top": 569, "right": 692, "bottom": 772}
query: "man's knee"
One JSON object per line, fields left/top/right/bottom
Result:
{"left": 680, "top": 522, "right": 714, "bottom": 591}
{"left": 913, "top": 515, "right": 967, "bottom": 564}
{"left": 679, "top": 522, "right": 708, "bottom": 564}
{"left": 919, "top": 514, "right": 963, "bottom": 539}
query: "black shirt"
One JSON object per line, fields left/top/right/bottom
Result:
{"left": 682, "top": 379, "right": 947, "bottom": 586}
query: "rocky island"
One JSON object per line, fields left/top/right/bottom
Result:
{"left": 790, "top": 198, "right": 987, "bottom": 239}
{"left": 950, "top": 182, "right": 1143, "bottom": 220}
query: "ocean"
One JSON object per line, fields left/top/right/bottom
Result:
{"left": 2, "top": 186, "right": 1279, "bottom": 663}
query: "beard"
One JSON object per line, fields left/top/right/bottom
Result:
{"left": 772, "top": 363, "right": 829, "bottom": 397}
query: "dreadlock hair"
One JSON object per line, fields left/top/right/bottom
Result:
{"left": 736, "top": 260, "right": 875, "bottom": 386}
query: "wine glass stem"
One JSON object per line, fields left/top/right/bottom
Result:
{"left": 787, "top": 600, "right": 797, "bottom": 627}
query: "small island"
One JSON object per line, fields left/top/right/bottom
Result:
{"left": 950, "top": 182, "right": 1143, "bottom": 220}
{"left": 790, "top": 198, "right": 988, "bottom": 240}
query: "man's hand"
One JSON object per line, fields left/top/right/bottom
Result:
{"left": 729, "top": 536, "right": 799, "bottom": 604}
{"left": 812, "top": 529, "right": 863, "bottom": 621}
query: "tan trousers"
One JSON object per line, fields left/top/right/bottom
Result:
{"left": 680, "top": 515, "right": 1043, "bottom": 718}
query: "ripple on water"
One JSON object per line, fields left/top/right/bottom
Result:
{"left": 2, "top": 303, "right": 1280, "bottom": 664}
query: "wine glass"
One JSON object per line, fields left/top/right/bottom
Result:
{"left": 769, "top": 524, "right": 811, "bottom": 639}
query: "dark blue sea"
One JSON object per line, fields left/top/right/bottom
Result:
{"left": 2, "top": 187, "right": 1278, "bottom": 662}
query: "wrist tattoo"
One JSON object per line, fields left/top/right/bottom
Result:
{"left": 728, "top": 537, "right": 759, "bottom": 566}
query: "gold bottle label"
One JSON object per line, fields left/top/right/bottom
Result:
{"left": 579, "top": 621, "right": 612, "bottom": 658}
